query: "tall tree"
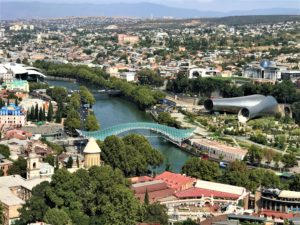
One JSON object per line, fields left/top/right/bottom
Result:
{"left": 55, "top": 111, "right": 62, "bottom": 123}
{"left": 0, "top": 203, "right": 3, "bottom": 225}
{"left": 144, "top": 189, "right": 149, "bottom": 205}
{"left": 66, "top": 156, "right": 73, "bottom": 168}
{"left": 38, "top": 108, "right": 43, "bottom": 121}
{"left": 35, "top": 104, "right": 39, "bottom": 121}
{"left": 47, "top": 101, "right": 53, "bottom": 122}
{"left": 30, "top": 106, "right": 35, "bottom": 121}
{"left": 42, "top": 107, "right": 46, "bottom": 121}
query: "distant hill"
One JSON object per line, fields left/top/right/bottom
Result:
{"left": 0, "top": 1, "right": 299, "bottom": 20}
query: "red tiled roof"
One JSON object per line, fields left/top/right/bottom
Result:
{"left": 130, "top": 176, "right": 153, "bottom": 184}
{"left": 259, "top": 210, "right": 299, "bottom": 219}
{"left": 135, "top": 188, "right": 175, "bottom": 203}
{"left": 154, "top": 171, "right": 196, "bottom": 191}
{"left": 175, "top": 187, "right": 240, "bottom": 199}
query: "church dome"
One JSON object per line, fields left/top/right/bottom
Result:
{"left": 83, "top": 138, "right": 101, "bottom": 154}
{"left": 260, "top": 59, "right": 272, "bottom": 68}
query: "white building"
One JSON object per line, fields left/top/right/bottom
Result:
{"left": 0, "top": 28, "right": 5, "bottom": 38}
{"left": 120, "top": 72, "right": 136, "bottom": 82}
{"left": 27, "top": 153, "right": 54, "bottom": 180}
{"left": 188, "top": 67, "right": 220, "bottom": 79}
{"left": 190, "top": 138, "right": 248, "bottom": 162}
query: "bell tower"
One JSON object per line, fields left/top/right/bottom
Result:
{"left": 27, "top": 152, "right": 40, "bottom": 179}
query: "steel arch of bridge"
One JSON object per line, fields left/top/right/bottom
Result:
{"left": 77, "top": 122, "right": 195, "bottom": 143}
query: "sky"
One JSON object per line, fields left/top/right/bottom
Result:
{"left": 0, "top": 0, "right": 299, "bottom": 12}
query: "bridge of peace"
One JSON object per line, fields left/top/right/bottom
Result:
{"left": 77, "top": 122, "right": 195, "bottom": 145}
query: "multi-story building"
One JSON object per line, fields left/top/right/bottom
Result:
{"left": 0, "top": 175, "right": 51, "bottom": 225}
{"left": 0, "top": 103, "right": 26, "bottom": 126}
{"left": 190, "top": 138, "right": 248, "bottom": 162}
{"left": 243, "top": 59, "right": 300, "bottom": 83}
{"left": 3, "top": 80, "right": 30, "bottom": 93}
{"left": 255, "top": 188, "right": 300, "bottom": 213}
{"left": 188, "top": 67, "right": 220, "bottom": 79}
{"left": 0, "top": 69, "right": 14, "bottom": 83}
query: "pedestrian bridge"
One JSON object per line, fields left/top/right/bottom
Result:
{"left": 76, "top": 122, "right": 195, "bottom": 143}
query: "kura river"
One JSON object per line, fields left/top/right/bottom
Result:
{"left": 48, "top": 80, "right": 190, "bottom": 173}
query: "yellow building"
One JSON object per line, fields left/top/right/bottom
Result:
{"left": 83, "top": 138, "right": 101, "bottom": 168}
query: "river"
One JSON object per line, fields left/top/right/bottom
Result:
{"left": 48, "top": 80, "right": 191, "bottom": 173}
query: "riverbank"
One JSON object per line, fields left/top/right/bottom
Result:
{"left": 47, "top": 79, "right": 191, "bottom": 172}
{"left": 45, "top": 76, "right": 77, "bottom": 82}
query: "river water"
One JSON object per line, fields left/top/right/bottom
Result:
{"left": 48, "top": 80, "right": 190, "bottom": 173}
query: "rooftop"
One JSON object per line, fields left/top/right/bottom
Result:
{"left": 154, "top": 171, "right": 196, "bottom": 191}
{"left": 83, "top": 137, "right": 101, "bottom": 154}
{"left": 175, "top": 187, "right": 241, "bottom": 199}
{"left": 195, "top": 180, "right": 247, "bottom": 196}
{"left": 278, "top": 190, "right": 300, "bottom": 199}
{"left": 0, "top": 175, "right": 50, "bottom": 206}
{"left": 192, "top": 138, "right": 248, "bottom": 156}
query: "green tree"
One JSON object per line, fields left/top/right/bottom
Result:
{"left": 55, "top": 111, "right": 62, "bottom": 123}
{"left": 64, "top": 108, "right": 81, "bottom": 135}
{"left": 16, "top": 58, "right": 21, "bottom": 63}
{"left": 47, "top": 101, "right": 53, "bottom": 122}
{"left": 289, "top": 174, "right": 300, "bottom": 191}
{"left": 46, "top": 87, "right": 68, "bottom": 103}
{"left": 101, "top": 134, "right": 163, "bottom": 177}
{"left": 66, "top": 156, "right": 73, "bottom": 168}
{"left": 42, "top": 107, "right": 46, "bottom": 121}
{"left": 157, "top": 112, "right": 179, "bottom": 128}
{"left": 85, "top": 113, "right": 100, "bottom": 131}
{"left": 247, "top": 145, "right": 264, "bottom": 165}
{"left": 138, "top": 68, "right": 164, "bottom": 87}
{"left": 38, "top": 107, "right": 43, "bottom": 121}
{"left": 0, "top": 144, "right": 10, "bottom": 158}
{"left": 144, "top": 189, "right": 150, "bottom": 205}
{"left": 44, "top": 154, "right": 55, "bottom": 166}
{"left": 44, "top": 208, "right": 71, "bottom": 225}
{"left": 282, "top": 153, "right": 298, "bottom": 168}
{"left": 0, "top": 203, "right": 3, "bottom": 225}
{"left": 292, "top": 102, "right": 300, "bottom": 125}
{"left": 35, "top": 104, "right": 39, "bottom": 121}
{"left": 144, "top": 203, "right": 168, "bottom": 225}
{"left": 8, "top": 157, "right": 27, "bottom": 178}
{"left": 30, "top": 106, "right": 35, "bottom": 121}
{"left": 17, "top": 182, "right": 50, "bottom": 224}
{"left": 175, "top": 218, "right": 199, "bottom": 225}
{"left": 80, "top": 86, "right": 95, "bottom": 105}
{"left": 182, "top": 157, "right": 221, "bottom": 181}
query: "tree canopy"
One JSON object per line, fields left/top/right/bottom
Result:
{"left": 99, "top": 134, "right": 163, "bottom": 177}
{"left": 0, "top": 144, "right": 10, "bottom": 158}
{"left": 182, "top": 158, "right": 221, "bottom": 181}
{"left": 17, "top": 166, "right": 140, "bottom": 225}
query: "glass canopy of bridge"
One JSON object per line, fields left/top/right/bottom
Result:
{"left": 77, "top": 122, "right": 195, "bottom": 143}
